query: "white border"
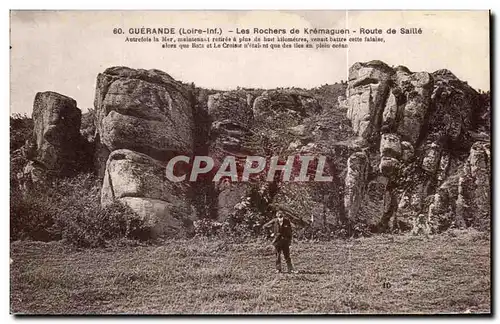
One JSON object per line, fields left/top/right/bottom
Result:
{"left": 3, "top": 1, "right": 497, "bottom": 323}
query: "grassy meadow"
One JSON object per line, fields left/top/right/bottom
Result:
{"left": 10, "top": 229, "right": 490, "bottom": 314}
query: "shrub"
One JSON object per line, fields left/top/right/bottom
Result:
{"left": 10, "top": 173, "right": 151, "bottom": 247}
{"left": 10, "top": 113, "right": 33, "bottom": 152}
{"left": 54, "top": 201, "right": 144, "bottom": 248}
{"left": 10, "top": 187, "right": 60, "bottom": 242}
{"left": 221, "top": 209, "right": 267, "bottom": 240}
{"left": 193, "top": 210, "right": 267, "bottom": 241}
{"left": 193, "top": 218, "right": 223, "bottom": 238}
{"left": 80, "top": 108, "right": 96, "bottom": 142}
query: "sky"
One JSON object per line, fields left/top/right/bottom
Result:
{"left": 10, "top": 10, "right": 490, "bottom": 114}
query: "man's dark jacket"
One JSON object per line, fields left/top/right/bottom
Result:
{"left": 271, "top": 218, "right": 293, "bottom": 245}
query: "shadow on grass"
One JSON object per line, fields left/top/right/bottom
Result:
{"left": 296, "top": 270, "right": 331, "bottom": 275}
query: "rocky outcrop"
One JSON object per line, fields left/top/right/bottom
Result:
{"left": 253, "top": 90, "right": 321, "bottom": 117}
{"left": 190, "top": 62, "right": 489, "bottom": 236}
{"left": 32, "top": 91, "right": 82, "bottom": 173}
{"left": 94, "top": 67, "right": 197, "bottom": 237}
{"left": 428, "top": 69, "right": 479, "bottom": 144}
{"left": 207, "top": 92, "right": 254, "bottom": 221}
{"left": 344, "top": 151, "right": 370, "bottom": 223}
{"left": 343, "top": 61, "right": 489, "bottom": 234}
{"left": 394, "top": 69, "right": 433, "bottom": 144}
{"left": 425, "top": 141, "right": 490, "bottom": 232}
{"left": 347, "top": 60, "right": 393, "bottom": 140}
{"left": 15, "top": 61, "right": 488, "bottom": 239}
{"left": 94, "top": 67, "right": 194, "bottom": 166}
{"left": 16, "top": 91, "right": 92, "bottom": 189}
{"left": 456, "top": 142, "right": 490, "bottom": 229}
{"left": 101, "top": 149, "right": 195, "bottom": 237}
{"left": 204, "top": 89, "right": 342, "bottom": 230}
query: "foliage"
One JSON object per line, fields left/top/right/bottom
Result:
{"left": 193, "top": 199, "right": 270, "bottom": 241}
{"left": 10, "top": 173, "right": 150, "bottom": 247}
{"left": 10, "top": 113, "right": 33, "bottom": 152}
{"left": 10, "top": 186, "right": 60, "bottom": 242}
{"left": 54, "top": 201, "right": 144, "bottom": 249}
{"left": 80, "top": 108, "right": 97, "bottom": 142}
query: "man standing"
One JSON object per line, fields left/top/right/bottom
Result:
{"left": 263, "top": 211, "right": 297, "bottom": 274}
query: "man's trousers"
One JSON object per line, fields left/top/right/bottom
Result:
{"left": 274, "top": 241, "right": 293, "bottom": 272}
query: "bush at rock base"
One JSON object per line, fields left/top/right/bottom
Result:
{"left": 10, "top": 113, "right": 33, "bottom": 152}
{"left": 10, "top": 187, "right": 59, "bottom": 242}
{"left": 10, "top": 173, "right": 151, "bottom": 248}
{"left": 193, "top": 210, "right": 265, "bottom": 241}
{"left": 54, "top": 200, "right": 147, "bottom": 248}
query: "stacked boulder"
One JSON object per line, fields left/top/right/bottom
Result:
{"left": 94, "top": 67, "right": 196, "bottom": 237}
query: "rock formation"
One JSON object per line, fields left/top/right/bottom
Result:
{"left": 32, "top": 92, "right": 82, "bottom": 170}
{"left": 206, "top": 91, "right": 254, "bottom": 221}
{"left": 15, "top": 60, "right": 489, "bottom": 238}
{"left": 91, "top": 62, "right": 489, "bottom": 237}
{"left": 456, "top": 141, "right": 491, "bottom": 229}
{"left": 94, "top": 67, "right": 196, "bottom": 236}
{"left": 343, "top": 60, "right": 490, "bottom": 233}
{"left": 17, "top": 91, "right": 90, "bottom": 189}
{"left": 94, "top": 67, "right": 194, "bottom": 160}
{"left": 101, "top": 149, "right": 195, "bottom": 237}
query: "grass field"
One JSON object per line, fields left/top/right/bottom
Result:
{"left": 10, "top": 229, "right": 490, "bottom": 315}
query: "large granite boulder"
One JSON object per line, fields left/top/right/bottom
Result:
{"left": 94, "top": 66, "right": 194, "bottom": 165}
{"left": 16, "top": 91, "right": 90, "bottom": 190}
{"left": 93, "top": 67, "right": 198, "bottom": 238}
{"left": 32, "top": 91, "right": 82, "bottom": 174}
{"left": 394, "top": 70, "right": 433, "bottom": 144}
{"left": 347, "top": 60, "right": 393, "bottom": 139}
{"left": 101, "top": 149, "right": 195, "bottom": 237}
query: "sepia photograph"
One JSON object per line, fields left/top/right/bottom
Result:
{"left": 9, "top": 10, "right": 491, "bottom": 315}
